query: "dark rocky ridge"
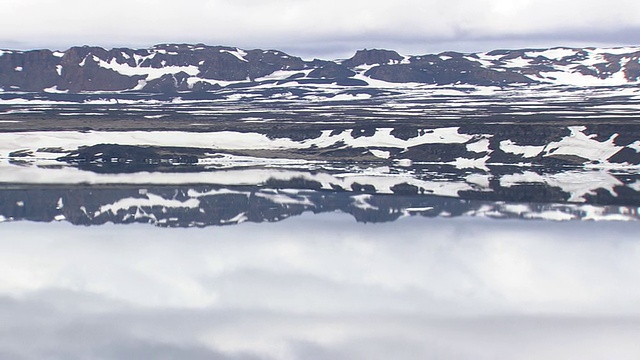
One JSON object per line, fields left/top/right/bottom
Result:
{"left": 2, "top": 44, "right": 639, "bottom": 93}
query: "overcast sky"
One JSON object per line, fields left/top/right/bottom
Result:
{"left": 2, "top": 0, "right": 640, "bottom": 58}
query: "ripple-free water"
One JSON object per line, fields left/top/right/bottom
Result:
{"left": 1, "top": 213, "right": 640, "bottom": 359}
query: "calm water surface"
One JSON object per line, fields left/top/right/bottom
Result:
{"left": 1, "top": 213, "right": 640, "bottom": 359}
{"left": 2, "top": 89, "right": 640, "bottom": 359}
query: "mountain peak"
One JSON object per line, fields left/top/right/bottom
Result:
{"left": 342, "top": 48, "right": 404, "bottom": 67}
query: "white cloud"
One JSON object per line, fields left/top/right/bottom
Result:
{"left": 1, "top": 214, "right": 640, "bottom": 359}
{"left": 1, "top": 0, "right": 640, "bottom": 57}
{"left": 2, "top": 214, "right": 640, "bottom": 313}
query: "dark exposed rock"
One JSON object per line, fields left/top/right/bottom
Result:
{"left": 608, "top": 147, "right": 640, "bottom": 164}
{"left": 365, "top": 57, "right": 534, "bottom": 85}
{"left": 592, "top": 57, "right": 623, "bottom": 79}
{"left": 350, "top": 182, "right": 377, "bottom": 193}
{"left": 364, "top": 64, "right": 433, "bottom": 83}
{"left": 244, "top": 49, "right": 306, "bottom": 80}
{"left": 459, "top": 184, "right": 571, "bottom": 203}
{"left": 264, "top": 177, "right": 324, "bottom": 190}
{"left": 583, "top": 124, "right": 640, "bottom": 146}
{"left": 307, "top": 62, "right": 356, "bottom": 79}
{"left": 624, "top": 57, "right": 640, "bottom": 81}
{"left": 341, "top": 49, "right": 404, "bottom": 67}
{"left": 390, "top": 127, "right": 420, "bottom": 141}
{"left": 57, "top": 144, "right": 206, "bottom": 166}
{"left": 334, "top": 78, "right": 369, "bottom": 86}
{"left": 0, "top": 49, "right": 60, "bottom": 91}
{"left": 351, "top": 127, "right": 377, "bottom": 139}
{"left": 142, "top": 72, "right": 191, "bottom": 93}
{"left": 391, "top": 183, "right": 420, "bottom": 195}
{"left": 402, "top": 143, "right": 484, "bottom": 162}
{"left": 460, "top": 124, "right": 571, "bottom": 147}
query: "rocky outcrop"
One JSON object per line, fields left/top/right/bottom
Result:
{"left": 0, "top": 49, "right": 60, "bottom": 91}
{"left": 365, "top": 56, "right": 535, "bottom": 85}
{"left": 308, "top": 62, "right": 356, "bottom": 79}
{"left": 341, "top": 49, "right": 404, "bottom": 67}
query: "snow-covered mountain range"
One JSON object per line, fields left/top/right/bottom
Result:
{"left": 1, "top": 44, "right": 640, "bottom": 92}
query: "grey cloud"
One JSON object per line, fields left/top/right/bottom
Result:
{"left": 1, "top": 215, "right": 640, "bottom": 358}
{"left": 1, "top": 215, "right": 640, "bottom": 314}
{"left": 1, "top": 0, "right": 639, "bottom": 57}
{"left": 1, "top": 290, "right": 640, "bottom": 360}
{"left": 99, "top": 341, "right": 261, "bottom": 360}
{"left": 0, "top": 214, "right": 640, "bottom": 360}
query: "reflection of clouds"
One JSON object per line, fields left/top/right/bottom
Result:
{"left": 1, "top": 215, "right": 640, "bottom": 359}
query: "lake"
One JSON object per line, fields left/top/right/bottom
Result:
{"left": 1, "top": 85, "right": 640, "bottom": 359}
{"left": 1, "top": 213, "right": 640, "bottom": 359}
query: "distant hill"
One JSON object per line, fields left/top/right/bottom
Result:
{"left": 1, "top": 44, "right": 639, "bottom": 93}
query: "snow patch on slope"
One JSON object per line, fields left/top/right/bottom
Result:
{"left": 500, "top": 140, "right": 544, "bottom": 158}
{"left": 220, "top": 48, "right": 248, "bottom": 62}
{"left": 97, "top": 58, "right": 199, "bottom": 81}
{"left": 525, "top": 48, "right": 578, "bottom": 60}
{"left": 543, "top": 126, "right": 621, "bottom": 162}
{"left": 500, "top": 170, "right": 623, "bottom": 202}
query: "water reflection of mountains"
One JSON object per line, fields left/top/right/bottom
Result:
{"left": 2, "top": 105, "right": 640, "bottom": 226}
{"left": 2, "top": 178, "right": 639, "bottom": 227}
